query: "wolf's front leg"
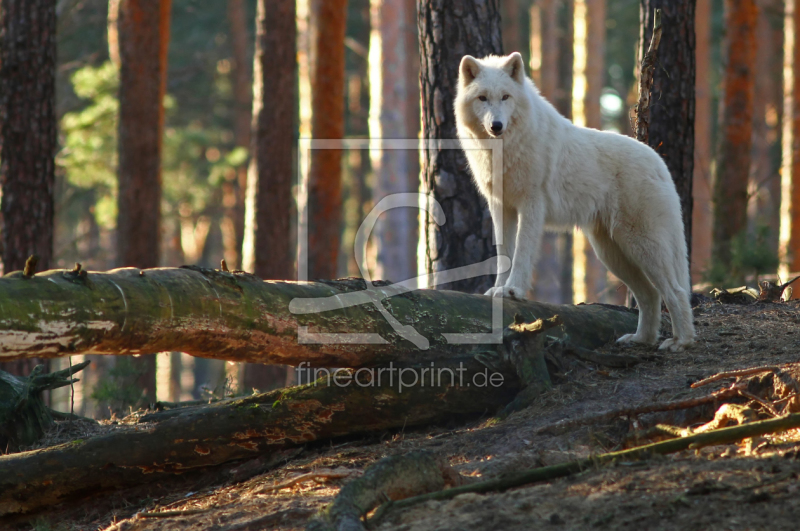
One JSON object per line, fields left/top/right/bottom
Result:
{"left": 491, "top": 202, "right": 544, "bottom": 300}
{"left": 485, "top": 202, "right": 518, "bottom": 296}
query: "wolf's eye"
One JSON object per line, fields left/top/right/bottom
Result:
{"left": 478, "top": 96, "right": 487, "bottom": 102}
{"left": 502, "top": 94, "right": 510, "bottom": 101}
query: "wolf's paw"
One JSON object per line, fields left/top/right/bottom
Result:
{"left": 657, "top": 337, "right": 694, "bottom": 353}
{"left": 488, "top": 285, "right": 528, "bottom": 300}
{"left": 616, "top": 333, "right": 658, "bottom": 346}
{"left": 484, "top": 287, "right": 501, "bottom": 297}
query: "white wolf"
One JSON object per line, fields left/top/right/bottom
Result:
{"left": 454, "top": 52, "right": 695, "bottom": 352}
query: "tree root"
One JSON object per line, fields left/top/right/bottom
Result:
{"left": 306, "top": 450, "right": 464, "bottom": 531}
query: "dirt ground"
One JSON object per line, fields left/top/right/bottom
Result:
{"left": 6, "top": 298, "right": 800, "bottom": 531}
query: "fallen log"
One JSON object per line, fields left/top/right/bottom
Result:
{"left": 0, "top": 358, "right": 519, "bottom": 516}
{"left": 0, "top": 266, "right": 637, "bottom": 368}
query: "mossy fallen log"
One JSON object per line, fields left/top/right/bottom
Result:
{"left": 0, "top": 358, "right": 519, "bottom": 516}
{"left": 0, "top": 266, "right": 637, "bottom": 368}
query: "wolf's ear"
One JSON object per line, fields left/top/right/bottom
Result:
{"left": 502, "top": 52, "right": 525, "bottom": 84}
{"left": 460, "top": 55, "right": 481, "bottom": 85}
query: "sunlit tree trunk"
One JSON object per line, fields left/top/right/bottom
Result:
{"left": 712, "top": 0, "right": 756, "bottom": 273}
{"left": 418, "top": 0, "right": 503, "bottom": 294}
{"left": 306, "top": 0, "right": 349, "bottom": 279}
{"left": 369, "top": 0, "right": 418, "bottom": 284}
{"left": 640, "top": 0, "right": 695, "bottom": 271}
{"left": 224, "top": 0, "right": 252, "bottom": 270}
{"left": 529, "top": 0, "right": 574, "bottom": 304}
{"left": 0, "top": 0, "right": 57, "bottom": 378}
{"left": 780, "top": 0, "right": 800, "bottom": 277}
{"left": 750, "top": 0, "right": 782, "bottom": 254}
{"left": 115, "top": 0, "right": 172, "bottom": 404}
{"left": 572, "top": 0, "right": 607, "bottom": 304}
{"left": 242, "top": 0, "right": 295, "bottom": 280}
{"left": 240, "top": 0, "right": 296, "bottom": 393}
{"left": 692, "top": 0, "right": 712, "bottom": 283}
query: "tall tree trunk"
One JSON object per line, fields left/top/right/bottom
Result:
{"left": 712, "top": 0, "right": 757, "bottom": 274}
{"left": 115, "top": 0, "right": 172, "bottom": 405}
{"left": 640, "top": 0, "right": 696, "bottom": 271}
{"left": 418, "top": 0, "right": 503, "bottom": 294}
{"left": 781, "top": 0, "right": 800, "bottom": 276}
{"left": 369, "top": 0, "right": 419, "bottom": 284}
{"left": 242, "top": 0, "right": 295, "bottom": 280}
{"left": 502, "top": 0, "right": 521, "bottom": 54}
{"left": 572, "top": 0, "right": 607, "bottom": 304}
{"left": 750, "top": 0, "right": 782, "bottom": 250}
{"left": 306, "top": 0, "right": 349, "bottom": 279}
{"left": 225, "top": 0, "right": 253, "bottom": 270}
{"left": 0, "top": 0, "right": 57, "bottom": 378}
{"left": 692, "top": 0, "right": 712, "bottom": 283}
{"left": 240, "top": 0, "right": 296, "bottom": 393}
{"left": 529, "top": 0, "right": 574, "bottom": 304}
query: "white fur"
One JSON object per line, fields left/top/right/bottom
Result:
{"left": 455, "top": 53, "right": 695, "bottom": 352}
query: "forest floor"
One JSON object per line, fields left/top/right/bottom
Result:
{"left": 6, "top": 297, "right": 800, "bottom": 531}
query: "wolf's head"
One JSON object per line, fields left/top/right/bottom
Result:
{"left": 455, "top": 52, "right": 527, "bottom": 139}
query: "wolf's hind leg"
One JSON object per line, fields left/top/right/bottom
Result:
{"left": 631, "top": 233, "right": 695, "bottom": 352}
{"left": 586, "top": 225, "right": 660, "bottom": 345}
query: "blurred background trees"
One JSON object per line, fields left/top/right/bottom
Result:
{"left": 0, "top": 0, "right": 796, "bottom": 417}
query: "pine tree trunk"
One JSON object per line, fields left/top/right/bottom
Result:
{"left": 242, "top": 0, "right": 295, "bottom": 281}
{"left": 0, "top": 0, "right": 56, "bottom": 274}
{"left": 640, "top": 0, "right": 696, "bottom": 270}
{"left": 781, "top": 0, "right": 800, "bottom": 276}
{"left": 115, "top": 0, "right": 172, "bottom": 404}
{"left": 306, "top": 0, "right": 349, "bottom": 279}
{"left": 529, "top": 0, "right": 574, "bottom": 304}
{"left": 417, "top": 0, "right": 503, "bottom": 294}
{"left": 572, "top": 0, "right": 608, "bottom": 304}
{"left": 502, "top": 0, "right": 521, "bottom": 55}
{"left": 751, "top": 0, "right": 782, "bottom": 253}
{"left": 692, "top": 0, "right": 712, "bottom": 283}
{"left": 0, "top": 0, "right": 57, "bottom": 379}
{"left": 239, "top": 0, "right": 297, "bottom": 393}
{"left": 712, "top": 0, "right": 756, "bottom": 273}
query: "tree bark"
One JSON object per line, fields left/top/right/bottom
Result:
{"left": 712, "top": 0, "right": 756, "bottom": 272}
{"left": 115, "top": 0, "right": 172, "bottom": 404}
{"left": 242, "top": 0, "right": 295, "bottom": 280}
{"left": 640, "top": 0, "right": 696, "bottom": 271}
{"left": 417, "top": 0, "right": 503, "bottom": 294}
{"left": 0, "top": 0, "right": 57, "bottom": 379}
{"left": 0, "top": 0, "right": 56, "bottom": 274}
{"left": 692, "top": 0, "right": 712, "bottom": 283}
{"left": 306, "top": 0, "right": 349, "bottom": 279}
{"left": 239, "top": 0, "right": 297, "bottom": 392}
{"left": 781, "top": 0, "right": 800, "bottom": 276}
{"left": 0, "top": 266, "right": 637, "bottom": 367}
